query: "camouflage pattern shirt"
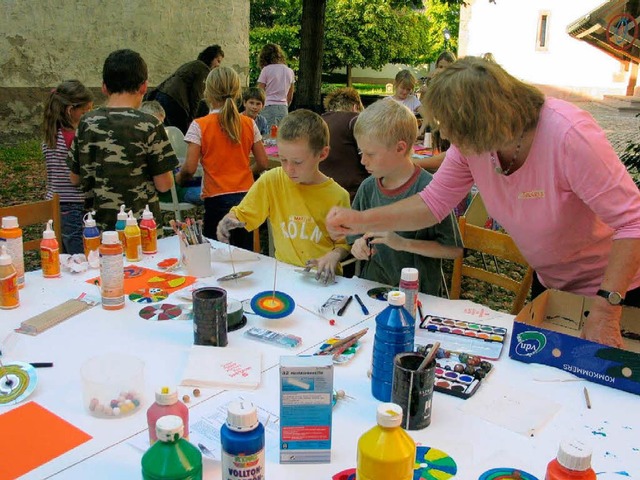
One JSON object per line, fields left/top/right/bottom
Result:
{"left": 67, "top": 107, "right": 178, "bottom": 231}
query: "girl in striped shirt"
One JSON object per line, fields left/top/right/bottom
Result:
{"left": 42, "top": 80, "right": 93, "bottom": 254}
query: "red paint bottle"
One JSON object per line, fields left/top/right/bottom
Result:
{"left": 545, "top": 439, "right": 596, "bottom": 480}
{"left": 147, "top": 386, "right": 189, "bottom": 445}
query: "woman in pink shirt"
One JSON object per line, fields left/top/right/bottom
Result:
{"left": 257, "top": 43, "right": 295, "bottom": 131}
{"left": 326, "top": 56, "right": 640, "bottom": 348}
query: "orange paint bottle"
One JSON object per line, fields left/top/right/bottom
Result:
{"left": 0, "top": 216, "right": 25, "bottom": 289}
{"left": 140, "top": 205, "right": 157, "bottom": 255}
{"left": 545, "top": 439, "right": 596, "bottom": 480}
{"left": 0, "top": 244, "right": 19, "bottom": 309}
{"left": 99, "top": 231, "right": 124, "bottom": 310}
{"left": 40, "top": 219, "right": 61, "bottom": 278}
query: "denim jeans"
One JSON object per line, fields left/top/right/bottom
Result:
{"left": 61, "top": 203, "right": 84, "bottom": 254}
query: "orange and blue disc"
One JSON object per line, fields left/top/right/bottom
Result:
{"left": 478, "top": 468, "right": 538, "bottom": 480}
{"left": 251, "top": 291, "right": 295, "bottom": 319}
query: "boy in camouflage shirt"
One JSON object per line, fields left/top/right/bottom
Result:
{"left": 68, "top": 49, "right": 178, "bottom": 232}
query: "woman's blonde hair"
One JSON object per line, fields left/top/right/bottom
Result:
{"left": 204, "top": 66, "right": 242, "bottom": 143}
{"left": 354, "top": 99, "right": 417, "bottom": 150}
{"left": 422, "top": 56, "right": 544, "bottom": 153}
{"left": 323, "top": 87, "right": 363, "bottom": 112}
{"left": 394, "top": 69, "right": 417, "bottom": 90}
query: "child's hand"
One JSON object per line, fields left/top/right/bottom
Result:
{"left": 216, "top": 214, "right": 245, "bottom": 243}
{"left": 369, "top": 231, "right": 404, "bottom": 252}
{"left": 306, "top": 250, "right": 341, "bottom": 286}
{"left": 351, "top": 235, "right": 373, "bottom": 260}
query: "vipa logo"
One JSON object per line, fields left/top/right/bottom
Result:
{"left": 515, "top": 331, "right": 547, "bottom": 357}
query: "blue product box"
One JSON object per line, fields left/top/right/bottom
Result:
{"left": 510, "top": 290, "right": 640, "bottom": 396}
{"left": 279, "top": 355, "right": 333, "bottom": 464}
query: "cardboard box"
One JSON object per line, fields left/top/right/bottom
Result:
{"left": 509, "top": 289, "right": 640, "bottom": 395}
{"left": 279, "top": 355, "right": 333, "bottom": 463}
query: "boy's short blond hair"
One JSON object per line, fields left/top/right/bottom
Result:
{"left": 422, "top": 56, "right": 544, "bottom": 153}
{"left": 323, "top": 87, "right": 363, "bottom": 112}
{"left": 354, "top": 99, "right": 417, "bottom": 150}
{"left": 140, "top": 100, "right": 165, "bottom": 120}
{"left": 394, "top": 69, "right": 417, "bottom": 89}
{"left": 278, "top": 109, "right": 329, "bottom": 154}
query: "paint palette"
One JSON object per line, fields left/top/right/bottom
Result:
{"left": 417, "top": 315, "right": 507, "bottom": 360}
{"left": 416, "top": 344, "right": 494, "bottom": 399}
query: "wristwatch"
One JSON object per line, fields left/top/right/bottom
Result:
{"left": 596, "top": 289, "right": 625, "bottom": 306}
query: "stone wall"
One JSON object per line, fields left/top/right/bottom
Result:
{"left": 0, "top": 0, "right": 249, "bottom": 140}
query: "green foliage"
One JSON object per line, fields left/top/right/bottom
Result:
{"left": 250, "top": 0, "right": 301, "bottom": 28}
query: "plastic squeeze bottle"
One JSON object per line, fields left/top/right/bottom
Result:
{"left": 371, "top": 291, "right": 415, "bottom": 402}
{"left": 399, "top": 267, "right": 419, "bottom": 320}
{"left": 147, "top": 386, "right": 189, "bottom": 445}
{"left": 140, "top": 204, "right": 158, "bottom": 255}
{"left": 141, "top": 415, "right": 202, "bottom": 480}
{"left": 0, "top": 216, "right": 25, "bottom": 289}
{"left": 221, "top": 401, "right": 265, "bottom": 480}
{"left": 40, "top": 219, "right": 60, "bottom": 278}
{"left": 99, "top": 231, "right": 124, "bottom": 310}
{"left": 82, "top": 211, "right": 101, "bottom": 258}
{"left": 115, "top": 205, "right": 128, "bottom": 247}
{"left": 124, "top": 210, "right": 142, "bottom": 262}
{"left": 0, "top": 245, "right": 19, "bottom": 309}
{"left": 545, "top": 439, "right": 596, "bottom": 480}
{"left": 356, "top": 403, "right": 416, "bottom": 480}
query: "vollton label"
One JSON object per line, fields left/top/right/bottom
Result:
{"left": 222, "top": 448, "right": 264, "bottom": 480}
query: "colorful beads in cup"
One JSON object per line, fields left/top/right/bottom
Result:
{"left": 88, "top": 390, "right": 142, "bottom": 418}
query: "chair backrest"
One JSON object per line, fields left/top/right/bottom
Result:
{"left": 0, "top": 193, "right": 62, "bottom": 252}
{"left": 165, "top": 126, "right": 187, "bottom": 162}
{"left": 450, "top": 216, "right": 533, "bottom": 314}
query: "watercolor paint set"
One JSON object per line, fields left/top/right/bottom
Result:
{"left": 416, "top": 344, "right": 494, "bottom": 399}
{"left": 417, "top": 315, "right": 507, "bottom": 360}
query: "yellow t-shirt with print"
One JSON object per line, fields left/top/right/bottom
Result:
{"left": 231, "top": 167, "right": 350, "bottom": 271}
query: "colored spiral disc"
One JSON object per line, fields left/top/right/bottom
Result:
{"left": 128, "top": 288, "right": 168, "bottom": 304}
{"left": 413, "top": 446, "right": 457, "bottom": 480}
{"left": 139, "top": 303, "right": 192, "bottom": 321}
{"left": 478, "top": 468, "right": 539, "bottom": 480}
{"left": 250, "top": 291, "right": 295, "bottom": 319}
{"left": 217, "top": 271, "right": 253, "bottom": 282}
{"left": 123, "top": 265, "right": 145, "bottom": 279}
{"left": 0, "top": 362, "right": 38, "bottom": 406}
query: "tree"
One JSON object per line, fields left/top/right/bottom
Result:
{"left": 296, "top": 0, "right": 327, "bottom": 110}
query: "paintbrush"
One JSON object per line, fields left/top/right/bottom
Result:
{"left": 319, "top": 328, "right": 369, "bottom": 356}
{"left": 417, "top": 341, "right": 440, "bottom": 371}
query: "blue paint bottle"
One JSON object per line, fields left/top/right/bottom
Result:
{"left": 221, "top": 401, "right": 265, "bottom": 480}
{"left": 371, "top": 291, "right": 415, "bottom": 402}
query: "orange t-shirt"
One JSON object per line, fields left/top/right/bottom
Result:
{"left": 196, "top": 113, "right": 255, "bottom": 197}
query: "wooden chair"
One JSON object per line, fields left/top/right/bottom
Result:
{"left": 0, "top": 193, "right": 62, "bottom": 252}
{"left": 450, "top": 216, "right": 534, "bottom": 314}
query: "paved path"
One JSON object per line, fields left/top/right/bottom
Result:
{"left": 575, "top": 101, "right": 639, "bottom": 156}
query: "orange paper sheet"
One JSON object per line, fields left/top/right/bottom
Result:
{"left": 87, "top": 266, "right": 197, "bottom": 295}
{"left": 0, "top": 402, "right": 92, "bottom": 479}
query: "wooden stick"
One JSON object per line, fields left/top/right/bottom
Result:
{"left": 271, "top": 258, "right": 278, "bottom": 299}
{"left": 228, "top": 243, "right": 237, "bottom": 278}
{"left": 319, "top": 328, "right": 369, "bottom": 356}
{"left": 417, "top": 341, "right": 440, "bottom": 371}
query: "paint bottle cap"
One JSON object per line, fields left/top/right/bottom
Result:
{"left": 117, "top": 205, "right": 127, "bottom": 221}
{"left": 0, "top": 245, "right": 12, "bottom": 265}
{"left": 83, "top": 211, "right": 96, "bottom": 228}
{"left": 387, "top": 291, "right": 406, "bottom": 307}
{"left": 126, "top": 211, "right": 138, "bottom": 226}
{"left": 556, "top": 438, "right": 593, "bottom": 471}
{"left": 142, "top": 204, "right": 154, "bottom": 220}
{"left": 155, "top": 415, "right": 184, "bottom": 442}
{"left": 42, "top": 219, "right": 56, "bottom": 239}
{"left": 400, "top": 267, "right": 419, "bottom": 282}
{"left": 226, "top": 401, "right": 259, "bottom": 432}
{"left": 376, "top": 403, "right": 403, "bottom": 428}
{"left": 102, "top": 231, "right": 119, "bottom": 245}
{"left": 155, "top": 386, "right": 178, "bottom": 405}
{"left": 2, "top": 216, "right": 19, "bottom": 229}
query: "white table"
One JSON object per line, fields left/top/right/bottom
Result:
{"left": 1, "top": 237, "right": 638, "bottom": 479}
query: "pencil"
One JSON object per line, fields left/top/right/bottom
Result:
{"left": 337, "top": 295, "right": 353, "bottom": 316}
{"left": 354, "top": 294, "right": 369, "bottom": 315}
{"left": 583, "top": 387, "right": 592, "bottom": 409}
{"left": 318, "top": 328, "right": 369, "bottom": 356}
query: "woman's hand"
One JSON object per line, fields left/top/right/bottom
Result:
{"left": 581, "top": 297, "right": 624, "bottom": 347}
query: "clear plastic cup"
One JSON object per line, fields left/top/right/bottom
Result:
{"left": 81, "top": 353, "right": 145, "bottom": 418}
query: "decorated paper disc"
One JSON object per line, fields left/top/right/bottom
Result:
{"left": 138, "top": 303, "right": 192, "bottom": 321}
{"left": 217, "top": 271, "right": 253, "bottom": 282}
{"left": 250, "top": 291, "right": 295, "bottom": 319}
{"left": 478, "top": 468, "right": 539, "bottom": 480}
{"left": 367, "top": 286, "right": 394, "bottom": 301}
{"left": 332, "top": 469, "right": 356, "bottom": 480}
{"left": 157, "top": 258, "right": 179, "bottom": 270}
{"left": 123, "top": 265, "right": 145, "bottom": 279}
{"left": 413, "top": 446, "right": 457, "bottom": 480}
{"left": 148, "top": 275, "right": 187, "bottom": 289}
{"left": 128, "top": 288, "right": 168, "bottom": 304}
{"left": 0, "top": 362, "right": 38, "bottom": 406}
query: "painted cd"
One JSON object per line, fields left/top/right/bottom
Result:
{"left": 250, "top": 291, "right": 296, "bottom": 319}
{"left": 332, "top": 468, "right": 356, "bottom": 480}
{"left": 0, "top": 362, "right": 38, "bottom": 406}
{"left": 128, "top": 288, "right": 168, "bottom": 304}
{"left": 217, "top": 271, "right": 253, "bottom": 282}
{"left": 478, "top": 468, "right": 539, "bottom": 480}
{"left": 413, "top": 446, "right": 457, "bottom": 480}
{"left": 139, "top": 303, "right": 193, "bottom": 321}
{"left": 367, "top": 286, "right": 394, "bottom": 301}
{"left": 123, "top": 265, "right": 145, "bottom": 279}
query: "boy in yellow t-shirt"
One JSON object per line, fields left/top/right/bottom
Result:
{"left": 217, "top": 109, "right": 350, "bottom": 284}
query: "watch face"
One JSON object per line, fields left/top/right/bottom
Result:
{"left": 609, "top": 291, "right": 623, "bottom": 305}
